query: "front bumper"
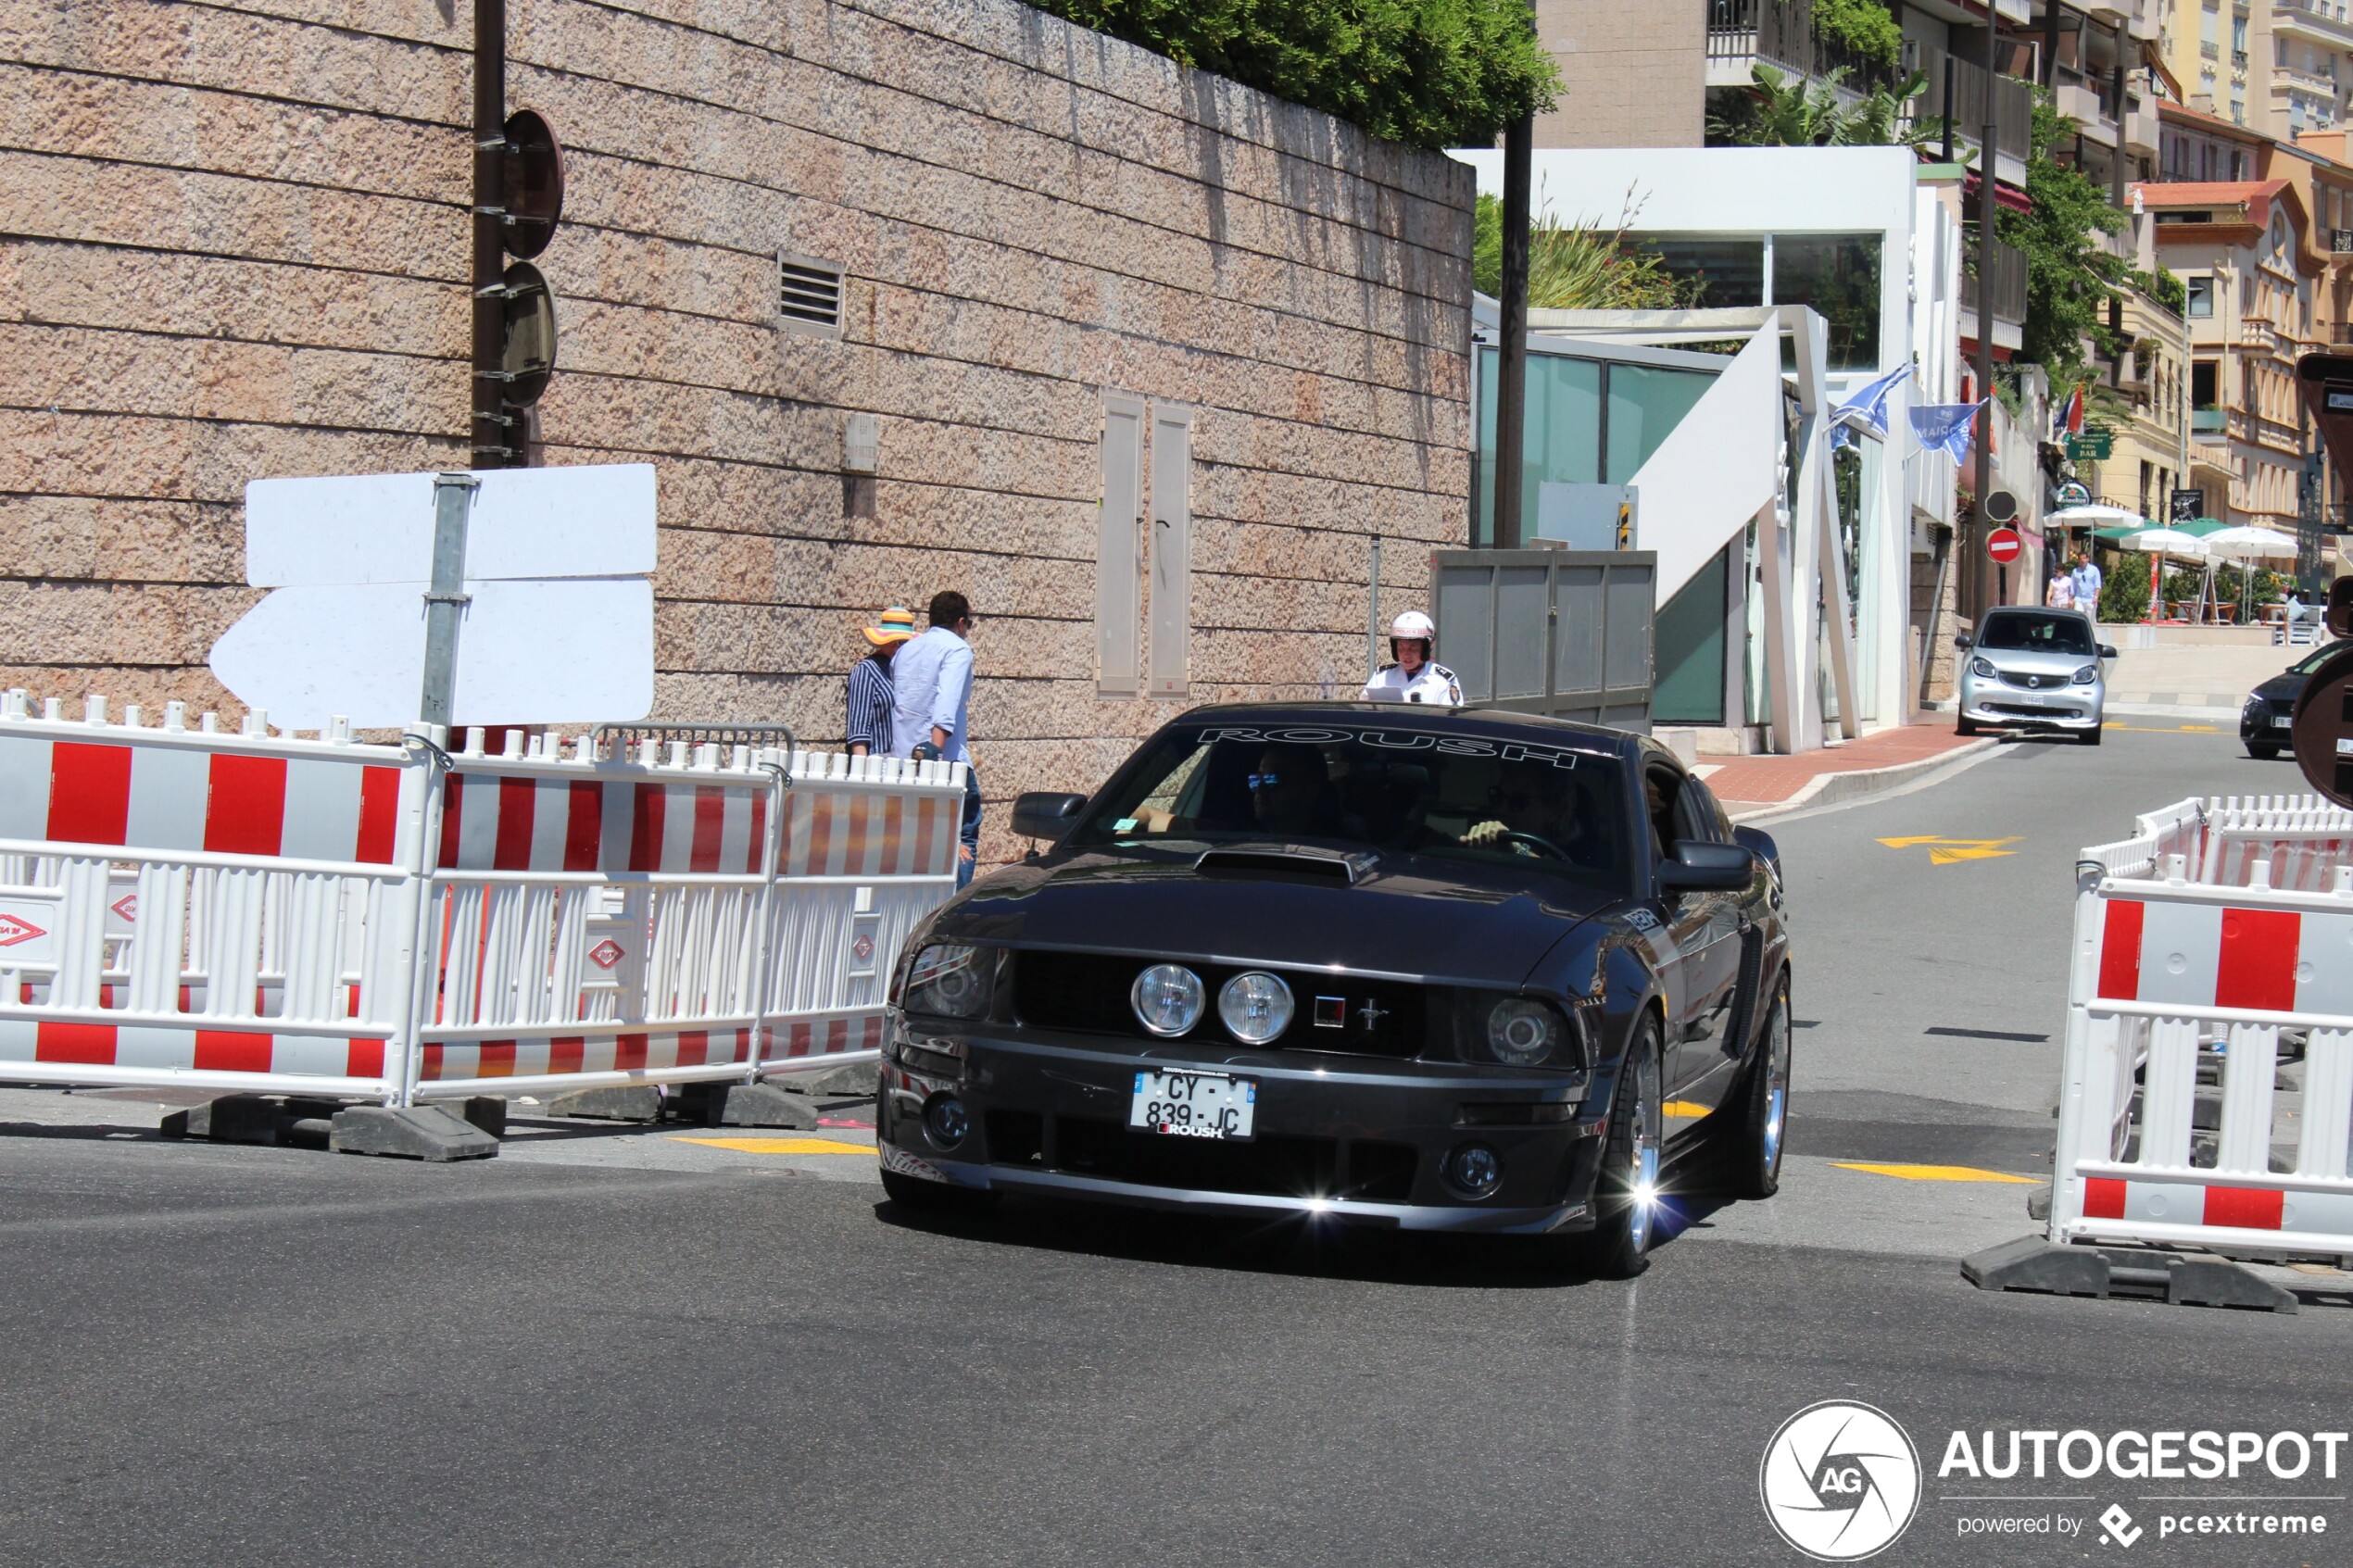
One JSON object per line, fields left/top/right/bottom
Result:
{"left": 877, "top": 1019, "right": 1604, "bottom": 1235}
{"left": 2240, "top": 701, "right": 2293, "bottom": 743}
{"left": 1957, "top": 673, "right": 2102, "bottom": 729}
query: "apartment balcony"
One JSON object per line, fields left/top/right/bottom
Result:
{"left": 2275, "top": 63, "right": 2342, "bottom": 101}
{"left": 2275, "top": 0, "right": 2353, "bottom": 48}
{"left": 2240, "top": 315, "right": 2283, "bottom": 352}
{"left": 1961, "top": 240, "right": 2029, "bottom": 340}
{"left": 1705, "top": 0, "right": 1902, "bottom": 94}
{"left": 1907, "top": 40, "right": 2032, "bottom": 190}
{"left": 2191, "top": 407, "right": 2230, "bottom": 435}
{"left": 2055, "top": 76, "right": 2117, "bottom": 148}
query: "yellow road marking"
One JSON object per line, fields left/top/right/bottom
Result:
{"left": 1875, "top": 834, "right": 2022, "bottom": 865}
{"left": 1662, "top": 1099, "right": 1711, "bottom": 1119}
{"left": 1831, "top": 1161, "right": 2038, "bottom": 1184}
{"left": 670, "top": 1136, "right": 876, "bottom": 1155}
{"left": 2105, "top": 721, "right": 2222, "bottom": 734}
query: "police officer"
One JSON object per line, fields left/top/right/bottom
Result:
{"left": 1360, "top": 609, "right": 1463, "bottom": 705}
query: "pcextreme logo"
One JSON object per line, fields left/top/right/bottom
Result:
{"left": 1759, "top": 1401, "right": 1923, "bottom": 1562}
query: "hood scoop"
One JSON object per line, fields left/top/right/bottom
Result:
{"left": 1193, "top": 846, "right": 1373, "bottom": 885}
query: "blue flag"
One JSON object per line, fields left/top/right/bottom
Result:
{"left": 1831, "top": 366, "right": 1911, "bottom": 441}
{"left": 1911, "top": 400, "right": 1987, "bottom": 465}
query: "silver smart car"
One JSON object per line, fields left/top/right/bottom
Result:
{"left": 1953, "top": 607, "right": 2117, "bottom": 744}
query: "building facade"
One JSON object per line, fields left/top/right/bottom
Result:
{"left": 2, "top": 0, "right": 1477, "bottom": 863}
{"left": 2138, "top": 176, "right": 2325, "bottom": 529}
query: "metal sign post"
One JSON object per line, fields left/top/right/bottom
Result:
{"left": 420, "top": 473, "right": 479, "bottom": 728}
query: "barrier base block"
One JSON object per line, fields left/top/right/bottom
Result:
{"left": 669, "top": 1081, "right": 820, "bottom": 1130}
{"left": 329, "top": 1105, "right": 498, "bottom": 1161}
{"left": 547, "top": 1085, "right": 662, "bottom": 1122}
{"left": 776, "top": 1060, "right": 879, "bottom": 1098}
{"left": 1963, "top": 1236, "right": 2297, "bottom": 1312}
{"left": 159, "top": 1094, "right": 283, "bottom": 1146}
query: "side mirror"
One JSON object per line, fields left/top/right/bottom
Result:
{"left": 1954, "top": 634, "right": 1973, "bottom": 650}
{"left": 1659, "top": 839, "right": 1754, "bottom": 893}
{"left": 2098, "top": 644, "right": 2119, "bottom": 659}
{"left": 1011, "top": 791, "right": 1088, "bottom": 845}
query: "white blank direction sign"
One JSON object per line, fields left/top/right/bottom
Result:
{"left": 210, "top": 464, "right": 658, "bottom": 729}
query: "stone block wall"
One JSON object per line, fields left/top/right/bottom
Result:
{"left": 1, "top": 0, "right": 1474, "bottom": 861}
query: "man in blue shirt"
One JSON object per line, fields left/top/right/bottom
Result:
{"left": 888, "top": 591, "right": 980, "bottom": 885}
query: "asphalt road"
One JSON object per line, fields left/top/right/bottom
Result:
{"left": 4, "top": 724, "right": 2349, "bottom": 1568}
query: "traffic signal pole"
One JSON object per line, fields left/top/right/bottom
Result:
{"left": 471, "top": 0, "right": 508, "bottom": 469}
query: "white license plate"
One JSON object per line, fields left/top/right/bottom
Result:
{"left": 1129, "top": 1069, "right": 1256, "bottom": 1140}
{"left": 2271, "top": 714, "right": 2292, "bottom": 728}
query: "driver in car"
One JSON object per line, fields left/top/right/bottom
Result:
{"left": 1460, "top": 759, "right": 1595, "bottom": 863}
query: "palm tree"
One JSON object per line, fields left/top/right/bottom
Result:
{"left": 1710, "top": 64, "right": 1951, "bottom": 152}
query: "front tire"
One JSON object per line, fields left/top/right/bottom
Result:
{"left": 1956, "top": 716, "right": 1977, "bottom": 736}
{"left": 1573, "top": 1018, "right": 1663, "bottom": 1280}
{"left": 2081, "top": 723, "right": 2103, "bottom": 746}
{"left": 1717, "top": 974, "right": 1791, "bottom": 1199}
{"left": 2247, "top": 742, "right": 2281, "bottom": 760}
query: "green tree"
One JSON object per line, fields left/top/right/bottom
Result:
{"left": 1996, "top": 94, "right": 2129, "bottom": 388}
{"left": 1023, "top": 0, "right": 1558, "bottom": 149}
{"left": 1709, "top": 64, "right": 1944, "bottom": 150}
{"left": 1471, "top": 194, "right": 1690, "bottom": 309}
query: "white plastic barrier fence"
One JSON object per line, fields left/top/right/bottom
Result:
{"left": 2050, "top": 793, "right": 2353, "bottom": 1260}
{"left": 0, "top": 693, "right": 963, "bottom": 1106}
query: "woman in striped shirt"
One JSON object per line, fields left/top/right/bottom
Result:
{"left": 847, "top": 605, "right": 915, "bottom": 755}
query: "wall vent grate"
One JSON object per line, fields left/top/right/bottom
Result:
{"left": 778, "top": 252, "right": 843, "bottom": 337}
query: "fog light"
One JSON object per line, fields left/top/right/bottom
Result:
{"left": 1443, "top": 1142, "right": 1504, "bottom": 1199}
{"left": 924, "top": 1093, "right": 971, "bottom": 1151}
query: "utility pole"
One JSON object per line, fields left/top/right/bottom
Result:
{"left": 1494, "top": 112, "right": 1531, "bottom": 550}
{"left": 1972, "top": 6, "right": 1999, "bottom": 613}
{"left": 471, "top": 0, "right": 509, "bottom": 469}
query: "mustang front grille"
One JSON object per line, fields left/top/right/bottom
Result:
{"left": 1011, "top": 949, "right": 1428, "bottom": 1059}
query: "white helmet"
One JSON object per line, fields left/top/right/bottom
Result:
{"left": 1388, "top": 609, "right": 1436, "bottom": 645}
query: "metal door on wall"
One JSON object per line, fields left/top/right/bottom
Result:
{"left": 1148, "top": 406, "right": 1192, "bottom": 699}
{"left": 1429, "top": 549, "right": 1655, "bottom": 730}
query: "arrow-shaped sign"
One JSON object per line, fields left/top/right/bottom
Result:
{"left": 1877, "top": 835, "right": 2022, "bottom": 866}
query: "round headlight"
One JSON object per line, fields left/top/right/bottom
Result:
{"left": 1218, "top": 971, "right": 1294, "bottom": 1045}
{"left": 2071, "top": 663, "right": 2097, "bottom": 684}
{"left": 923, "top": 1093, "right": 971, "bottom": 1150}
{"left": 1487, "top": 997, "right": 1560, "bottom": 1067}
{"left": 1131, "top": 964, "right": 1205, "bottom": 1036}
{"left": 1970, "top": 657, "right": 1997, "bottom": 679}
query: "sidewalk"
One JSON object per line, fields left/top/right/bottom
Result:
{"left": 1696, "top": 721, "right": 1990, "bottom": 819}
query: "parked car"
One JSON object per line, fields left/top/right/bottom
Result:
{"left": 875, "top": 704, "right": 1793, "bottom": 1278}
{"left": 2243, "top": 638, "right": 2350, "bottom": 759}
{"left": 1954, "top": 608, "right": 2117, "bottom": 744}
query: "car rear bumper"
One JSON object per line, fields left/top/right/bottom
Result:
{"left": 876, "top": 1020, "right": 1606, "bottom": 1234}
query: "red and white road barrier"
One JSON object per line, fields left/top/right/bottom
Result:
{"left": 0, "top": 694, "right": 963, "bottom": 1106}
{"left": 2050, "top": 794, "right": 2353, "bottom": 1260}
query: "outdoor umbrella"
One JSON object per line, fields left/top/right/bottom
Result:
{"left": 2115, "top": 527, "right": 2215, "bottom": 624}
{"left": 2202, "top": 525, "right": 2297, "bottom": 624}
{"left": 2201, "top": 525, "right": 2297, "bottom": 558}
{"left": 2048, "top": 502, "right": 2147, "bottom": 527}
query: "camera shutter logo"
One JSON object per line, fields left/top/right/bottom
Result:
{"left": 1758, "top": 1401, "right": 1921, "bottom": 1561}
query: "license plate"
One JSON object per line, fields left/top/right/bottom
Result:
{"left": 2271, "top": 714, "right": 2292, "bottom": 728}
{"left": 1129, "top": 1069, "right": 1256, "bottom": 1140}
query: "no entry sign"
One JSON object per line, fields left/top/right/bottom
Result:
{"left": 1986, "top": 526, "right": 2024, "bottom": 565}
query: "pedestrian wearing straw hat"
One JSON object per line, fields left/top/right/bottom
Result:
{"left": 846, "top": 605, "right": 914, "bottom": 758}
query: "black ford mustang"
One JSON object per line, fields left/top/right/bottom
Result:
{"left": 875, "top": 704, "right": 1793, "bottom": 1276}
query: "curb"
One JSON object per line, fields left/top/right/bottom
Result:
{"left": 1721, "top": 737, "right": 1999, "bottom": 822}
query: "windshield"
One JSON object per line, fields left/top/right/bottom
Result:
{"left": 2290, "top": 639, "right": 2350, "bottom": 676}
{"left": 1977, "top": 611, "right": 2095, "bottom": 656}
{"left": 1066, "top": 723, "right": 1631, "bottom": 895}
